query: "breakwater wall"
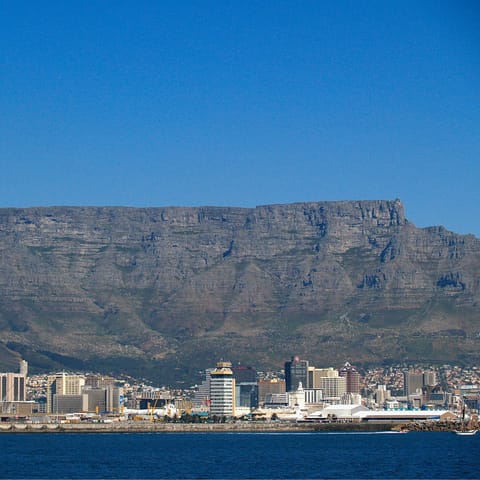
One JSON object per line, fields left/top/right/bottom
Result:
{"left": 0, "top": 421, "right": 397, "bottom": 434}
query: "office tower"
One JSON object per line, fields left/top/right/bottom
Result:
{"left": 375, "top": 385, "right": 390, "bottom": 405}
{"left": 233, "top": 364, "right": 257, "bottom": 409}
{"left": 47, "top": 373, "right": 85, "bottom": 413}
{"left": 209, "top": 361, "right": 235, "bottom": 416}
{"left": 404, "top": 370, "right": 424, "bottom": 396}
{"left": 107, "top": 386, "right": 124, "bottom": 413}
{"left": 0, "top": 372, "right": 26, "bottom": 402}
{"left": 284, "top": 356, "right": 309, "bottom": 392}
{"left": 339, "top": 362, "right": 361, "bottom": 394}
{"left": 423, "top": 370, "right": 437, "bottom": 387}
{"left": 257, "top": 378, "right": 286, "bottom": 406}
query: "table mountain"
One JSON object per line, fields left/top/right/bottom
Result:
{"left": 0, "top": 200, "right": 479, "bottom": 384}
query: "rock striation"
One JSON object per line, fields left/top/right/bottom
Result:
{"left": 0, "top": 200, "right": 479, "bottom": 383}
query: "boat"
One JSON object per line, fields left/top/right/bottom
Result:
{"left": 454, "top": 429, "right": 477, "bottom": 436}
{"left": 453, "top": 398, "right": 477, "bottom": 435}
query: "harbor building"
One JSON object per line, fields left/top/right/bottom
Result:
{"left": 0, "top": 372, "right": 26, "bottom": 402}
{"left": 209, "top": 361, "right": 235, "bottom": 416}
{"left": 46, "top": 373, "right": 85, "bottom": 414}
{"left": 285, "top": 356, "right": 309, "bottom": 392}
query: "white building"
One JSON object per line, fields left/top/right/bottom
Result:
{"left": 209, "top": 361, "right": 235, "bottom": 417}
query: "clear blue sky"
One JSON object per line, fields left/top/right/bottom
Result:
{"left": 1, "top": 1, "right": 479, "bottom": 236}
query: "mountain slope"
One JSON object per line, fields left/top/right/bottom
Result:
{"left": 0, "top": 200, "right": 479, "bottom": 384}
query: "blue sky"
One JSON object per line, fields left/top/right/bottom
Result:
{"left": 0, "top": 1, "right": 479, "bottom": 236}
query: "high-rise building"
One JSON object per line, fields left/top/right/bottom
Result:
{"left": 232, "top": 364, "right": 257, "bottom": 409}
{"left": 404, "top": 370, "right": 424, "bottom": 396}
{"left": 319, "top": 376, "right": 346, "bottom": 398}
{"left": 423, "top": 370, "right": 437, "bottom": 387}
{"left": 0, "top": 373, "right": 26, "bottom": 402}
{"left": 209, "top": 361, "right": 235, "bottom": 416}
{"left": 193, "top": 368, "right": 213, "bottom": 409}
{"left": 284, "top": 356, "right": 309, "bottom": 392}
{"left": 339, "top": 362, "right": 361, "bottom": 394}
{"left": 375, "top": 385, "right": 391, "bottom": 406}
{"left": 47, "top": 373, "right": 85, "bottom": 413}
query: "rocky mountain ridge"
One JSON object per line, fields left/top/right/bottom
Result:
{"left": 0, "top": 200, "right": 479, "bottom": 384}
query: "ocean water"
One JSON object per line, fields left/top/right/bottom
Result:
{"left": 1, "top": 431, "right": 479, "bottom": 479}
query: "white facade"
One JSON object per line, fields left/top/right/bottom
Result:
{"left": 288, "top": 383, "right": 305, "bottom": 409}
{"left": 0, "top": 372, "right": 26, "bottom": 402}
{"left": 209, "top": 362, "right": 235, "bottom": 416}
{"left": 320, "top": 376, "right": 346, "bottom": 398}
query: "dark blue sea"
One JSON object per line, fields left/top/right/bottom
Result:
{"left": 1, "top": 431, "right": 479, "bottom": 479}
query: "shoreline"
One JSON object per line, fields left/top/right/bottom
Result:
{"left": 0, "top": 421, "right": 459, "bottom": 434}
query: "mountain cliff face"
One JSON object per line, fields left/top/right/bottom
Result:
{"left": 0, "top": 200, "right": 479, "bottom": 384}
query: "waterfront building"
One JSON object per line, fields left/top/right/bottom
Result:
{"left": 46, "top": 373, "right": 85, "bottom": 413}
{"left": 339, "top": 362, "right": 361, "bottom": 394}
{"left": 53, "top": 394, "right": 88, "bottom": 414}
{"left": 107, "top": 386, "right": 124, "bottom": 413}
{"left": 0, "top": 372, "right": 26, "bottom": 402}
{"left": 285, "top": 356, "right": 309, "bottom": 391}
{"left": 209, "top": 361, "right": 235, "bottom": 416}
{"left": 83, "top": 386, "right": 125, "bottom": 413}
{"left": 257, "top": 378, "right": 285, "bottom": 406}
{"left": 305, "top": 404, "right": 451, "bottom": 423}
{"left": 84, "top": 388, "right": 107, "bottom": 413}
{"left": 193, "top": 368, "right": 213, "bottom": 410}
